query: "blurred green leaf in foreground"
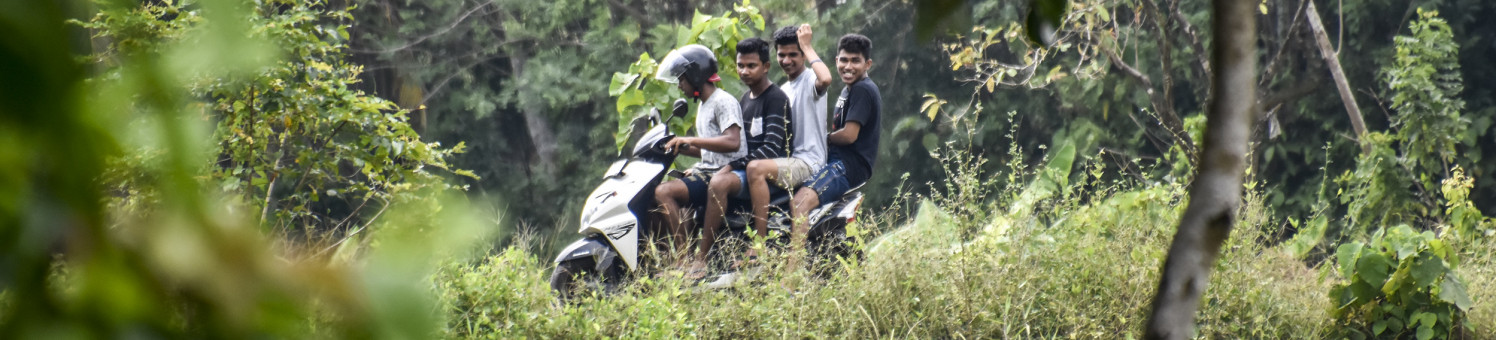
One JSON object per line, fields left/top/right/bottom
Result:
{"left": 2, "top": 0, "right": 492, "bottom": 337}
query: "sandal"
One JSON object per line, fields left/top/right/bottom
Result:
{"left": 731, "top": 254, "right": 759, "bottom": 270}
{"left": 682, "top": 261, "right": 709, "bottom": 281}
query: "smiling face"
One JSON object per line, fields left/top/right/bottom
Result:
{"left": 736, "top": 52, "right": 769, "bottom": 90}
{"left": 776, "top": 43, "right": 805, "bottom": 78}
{"left": 835, "top": 50, "right": 871, "bottom": 84}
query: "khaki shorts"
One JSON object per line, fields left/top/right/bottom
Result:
{"left": 769, "top": 157, "right": 814, "bottom": 189}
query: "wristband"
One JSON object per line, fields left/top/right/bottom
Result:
{"left": 808, "top": 58, "right": 823, "bottom": 66}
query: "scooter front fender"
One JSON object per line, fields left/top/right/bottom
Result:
{"left": 554, "top": 236, "right": 619, "bottom": 273}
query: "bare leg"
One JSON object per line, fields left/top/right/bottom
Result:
{"left": 697, "top": 168, "right": 739, "bottom": 268}
{"left": 787, "top": 186, "right": 819, "bottom": 274}
{"left": 745, "top": 160, "right": 782, "bottom": 245}
{"left": 654, "top": 180, "right": 692, "bottom": 258}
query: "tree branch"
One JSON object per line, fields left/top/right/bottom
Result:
{"left": 1305, "top": 0, "right": 1369, "bottom": 153}
{"left": 1103, "top": 47, "right": 1196, "bottom": 159}
{"left": 358, "top": 0, "right": 500, "bottom": 55}
{"left": 1168, "top": 0, "right": 1212, "bottom": 88}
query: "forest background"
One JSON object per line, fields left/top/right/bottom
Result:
{"left": 341, "top": 0, "right": 1496, "bottom": 254}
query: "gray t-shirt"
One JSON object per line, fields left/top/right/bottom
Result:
{"left": 691, "top": 89, "right": 746, "bottom": 171}
{"left": 781, "top": 68, "right": 828, "bottom": 170}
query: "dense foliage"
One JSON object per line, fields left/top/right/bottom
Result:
{"left": 3, "top": 0, "right": 487, "bottom": 337}
{"left": 609, "top": 3, "right": 765, "bottom": 150}
{"left": 1331, "top": 225, "right": 1472, "bottom": 338}
{"left": 82, "top": 0, "right": 472, "bottom": 237}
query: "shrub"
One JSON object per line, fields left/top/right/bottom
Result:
{"left": 1329, "top": 225, "right": 1473, "bottom": 339}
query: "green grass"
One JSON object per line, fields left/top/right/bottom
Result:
{"left": 1462, "top": 237, "right": 1496, "bottom": 337}
{"left": 431, "top": 142, "right": 1495, "bottom": 339}
{"left": 431, "top": 182, "right": 1424, "bottom": 338}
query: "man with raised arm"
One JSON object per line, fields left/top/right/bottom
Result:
{"left": 741, "top": 24, "right": 833, "bottom": 263}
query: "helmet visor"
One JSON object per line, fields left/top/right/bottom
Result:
{"left": 653, "top": 49, "right": 690, "bottom": 84}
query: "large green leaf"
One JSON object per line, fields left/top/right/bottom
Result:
{"left": 1007, "top": 142, "right": 1075, "bottom": 216}
{"left": 1438, "top": 273, "right": 1472, "bottom": 311}
{"left": 1331, "top": 284, "right": 1357, "bottom": 310}
{"left": 1042, "top": 142, "right": 1076, "bottom": 187}
{"left": 616, "top": 90, "right": 646, "bottom": 114}
{"left": 1355, "top": 251, "right": 1393, "bottom": 287}
{"left": 1382, "top": 258, "right": 1412, "bottom": 296}
{"left": 1409, "top": 252, "right": 1445, "bottom": 289}
{"left": 1284, "top": 215, "right": 1329, "bottom": 259}
{"left": 1337, "top": 243, "right": 1365, "bottom": 278}
{"left": 1348, "top": 280, "right": 1380, "bottom": 305}
{"left": 608, "top": 72, "right": 640, "bottom": 96}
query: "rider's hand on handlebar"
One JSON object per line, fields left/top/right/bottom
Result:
{"left": 662, "top": 137, "right": 691, "bottom": 155}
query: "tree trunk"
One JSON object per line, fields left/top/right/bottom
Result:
{"left": 509, "top": 55, "right": 558, "bottom": 173}
{"left": 1305, "top": 0, "right": 1370, "bottom": 154}
{"left": 1142, "top": 0, "right": 1257, "bottom": 338}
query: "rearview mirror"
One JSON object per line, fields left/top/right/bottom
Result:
{"left": 671, "top": 99, "right": 689, "bottom": 120}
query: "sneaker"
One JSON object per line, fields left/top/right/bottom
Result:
{"left": 704, "top": 272, "right": 739, "bottom": 289}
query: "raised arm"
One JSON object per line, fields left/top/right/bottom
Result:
{"left": 798, "top": 24, "right": 832, "bottom": 95}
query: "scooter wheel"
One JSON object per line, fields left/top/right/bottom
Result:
{"left": 550, "top": 258, "right": 610, "bottom": 301}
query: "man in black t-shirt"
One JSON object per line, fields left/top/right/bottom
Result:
{"left": 686, "top": 38, "right": 791, "bottom": 278}
{"left": 788, "top": 33, "right": 881, "bottom": 273}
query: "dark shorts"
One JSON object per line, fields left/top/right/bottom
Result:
{"left": 680, "top": 171, "right": 714, "bottom": 209}
{"left": 803, "top": 159, "right": 859, "bottom": 205}
{"left": 683, "top": 170, "right": 752, "bottom": 206}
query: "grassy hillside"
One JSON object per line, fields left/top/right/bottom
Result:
{"left": 433, "top": 154, "right": 1496, "bottom": 339}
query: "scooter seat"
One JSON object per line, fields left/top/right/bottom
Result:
{"left": 722, "top": 186, "right": 791, "bottom": 230}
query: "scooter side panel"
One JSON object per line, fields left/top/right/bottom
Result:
{"left": 577, "top": 160, "right": 664, "bottom": 271}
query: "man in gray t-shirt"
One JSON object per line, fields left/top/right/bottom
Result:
{"left": 651, "top": 45, "right": 743, "bottom": 268}
{"left": 741, "top": 24, "right": 833, "bottom": 261}
{"left": 686, "top": 89, "right": 746, "bottom": 171}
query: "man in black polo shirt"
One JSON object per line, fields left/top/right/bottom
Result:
{"left": 788, "top": 33, "right": 880, "bottom": 273}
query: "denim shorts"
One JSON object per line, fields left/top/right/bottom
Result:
{"left": 730, "top": 169, "right": 750, "bottom": 200}
{"left": 803, "top": 159, "right": 855, "bottom": 206}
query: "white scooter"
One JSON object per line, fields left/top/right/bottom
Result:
{"left": 550, "top": 99, "right": 865, "bottom": 299}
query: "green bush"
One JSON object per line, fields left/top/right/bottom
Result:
{"left": 1330, "top": 225, "right": 1473, "bottom": 339}
{"left": 433, "top": 144, "right": 1338, "bottom": 338}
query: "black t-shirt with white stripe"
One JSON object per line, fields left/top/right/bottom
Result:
{"left": 731, "top": 84, "right": 791, "bottom": 170}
